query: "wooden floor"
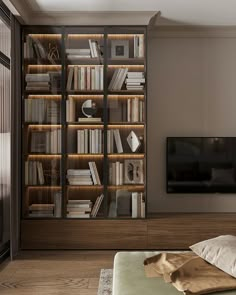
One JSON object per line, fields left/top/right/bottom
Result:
{"left": 0, "top": 251, "right": 116, "bottom": 295}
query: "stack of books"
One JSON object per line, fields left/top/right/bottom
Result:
{"left": 66, "top": 48, "right": 91, "bottom": 60}
{"left": 131, "top": 192, "right": 145, "bottom": 218}
{"left": 28, "top": 204, "right": 55, "bottom": 218}
{"left": 67, "top": 199, "right": 92, "bottom": 218}
{"left": 77, "top": 129, "right": 103, "bottom": 154}
{"left": 25, "top": 99, "right": 60, "bottom": 123}
{"left": 127, "top": 97, "right": 144, "bottom": 122}
{"left": 66, "top": 66, "right": 103, "bottom": 91}
{"left": 125, "top": 72, "right": 145, "bottom": 91}
{"left": 88, "top": 39, "right": 102, "bottom": 58}
{"left": 133, "top": 35, "right": 144, "bottom": 58}
{"left": 25, "top": 161, "right": 44, "bottom": 185}
{"left": 25, "top": 73, "right": 50, "bottom": 92}
{"left": 67, "top": 162, "right": 101, "bottom": 185}
{"left": 67, "top": 169, "right": 93, "bottom": 185}
{"left": 30, "top": 130, "right": 61, "bottom": 154}
{"left": 108, "top": 68, "right": 128, "bottom": 91}
{"left": 109, "top": 161, "right": 124, "bottom": 185}
{"left": 107, "top": 129, "right": 123, "bottom": 154}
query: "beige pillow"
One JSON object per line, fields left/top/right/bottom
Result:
{"left": 190, "top": 235, "right": 236, "bottom": 278}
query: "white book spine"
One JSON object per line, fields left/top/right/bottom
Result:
{"left": 84, "top": 129, "right": 88, "bottom": 153}
{"left": 87, "top": 66, "right": 91, "bottom": 90}
{"left": 115, "top": 161, "right": 120, "bottom": 185}
{"left": 88, "top": 162, "right": 97, "bottom": 185}
{"left": 77, "top": 130, "right": 81, "bottom": 153}
{"left": 119, "top": 162, "right": 123, "bottom": 185}
{"left": 139, "top": 35, "right": 144, "bottom": 58}
{"left": 100, "top": 66, "right": 103, "bottom": 90}
{"left": 91, "top": 69, "right": 95, "bottom": 90}
{"left": 95, "top": 66, "right": 99, "bottom": 90}
{"left": 132, "top": 192, "right": 138, "bottom": 218}
{"left": 127, "top": 99, "right": 131, "bottom": 122}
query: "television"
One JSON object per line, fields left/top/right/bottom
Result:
{"left": 167, "top": 137, "right": 236, "bottom": 193}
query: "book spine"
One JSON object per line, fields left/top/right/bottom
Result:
{"left": 87, "top": 66, "right": 91, "bottom": 90}
{"left": 132, "top": 192, "right": 138, "bottom": 218}
{"left": 88, "top": 161, "right": 97, "bottom": 185}
{"left": 127, "top": 99, "right": 131, "bottom": 122}
{"left": 74, "top": 66, "right": 78, "bottom": 90}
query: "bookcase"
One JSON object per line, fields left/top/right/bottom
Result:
{"left": 22, "top": 26, "right": 147, "bottom": 221}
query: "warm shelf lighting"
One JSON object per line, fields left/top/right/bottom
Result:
{"left": 108, "top": 154, "right": 145, "bottom": 159}
{"left": 28, "top": 34, "right": 61, "bottom": 38}
{"left": 108, "top": 185, "right": 144, "bottom": 191}
{"left": 68, "top": 95, "right": 103, "bottom": 100}
{"left": 27, "top": 95, "right": 61, "bottom": 100}
{"left": 108, "top": 124, "right": 144, "bottom": 129}
{"left": 67, "top": 185, "right": 103, "bottom": 190}
{"left": 108, "top": 65, "right": 144, "bottom": 69}
{"left": 67, "top": 154, "right": 104, "bottom": 158}
{"left": 27, "top": 186, "right": 61, "bottom": 190}
{"left": 68, "top": 124, "right": 103, "bottom": 128}
{"left": 28, "top": 124, "right": 61, "bottom": 128}
{"left": 108, "top": 34, "right": 144, "bottom": 39}
{"left": 68, "top": 65, "right": 103, "bottom": 68}
{"left": 108, "top": 95, "right": 144, "bottom": 100}
{"left": 67, "top": 34, "right": 104, "bottom": 39}
{"left": 27, "top": 154, "right": 61, "bottom": 159}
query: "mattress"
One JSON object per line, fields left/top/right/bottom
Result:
{"left": 113, "top": 251, "right": 236, "bottom": 295}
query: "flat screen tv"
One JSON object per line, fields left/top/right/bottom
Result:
{"left": 167, "top": 137, "right": 236, "bottom": 193}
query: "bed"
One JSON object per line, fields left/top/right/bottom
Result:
{"left": 113, "top": 251, "right": 236, "bottom": 295}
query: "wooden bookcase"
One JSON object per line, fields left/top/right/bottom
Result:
{"left": 21, "top": 25, "right": 147, "bottom": 243}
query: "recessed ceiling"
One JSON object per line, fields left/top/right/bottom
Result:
{"left": 22, "top": 0, "right": 236, "bottom": 26}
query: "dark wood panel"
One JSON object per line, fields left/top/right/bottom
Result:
{"left": 21, "top": 220, "right": 147, "bottom": 249}
{"left": 147, "top": 214, "right": 236, "bottom": 249}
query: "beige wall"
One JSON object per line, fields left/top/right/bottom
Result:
{"left": 147, "top": 28, "right": 236, "bottom": 212}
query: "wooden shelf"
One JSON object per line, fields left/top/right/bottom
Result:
{"left": 108, "top": 90, "right": 145, "bottom": 94}
{"left": 67, "top": 185, "right": 103, "bottom": 189}
{"left": 66, "top": 58, "right": 103, "bottom": 65}
{"left": 24, "top": 58, "right": 61, "bottom": 65}
{"left": 108, "top": 58, "right": 144, "bottom": 65}
{"left": 66, "top": 90, "right": 104, "bottom": 94}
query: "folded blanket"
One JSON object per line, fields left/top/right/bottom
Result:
{"left": 144, "top": 252, "right": 236, "bottom": 295}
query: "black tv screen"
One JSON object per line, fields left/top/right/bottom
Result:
{"left": 167, "top": 137, "right": 236, "bottom": 193}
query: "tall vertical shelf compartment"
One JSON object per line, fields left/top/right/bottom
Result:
{"left": 22, "top": 26, "right": 147, "bottom": 222}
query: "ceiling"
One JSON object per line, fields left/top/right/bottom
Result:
{"left": 6, "top": 0, "right": 236, "bottom": 26}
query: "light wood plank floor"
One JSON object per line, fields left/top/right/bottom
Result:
{"left": 0, "top": 251, "right": 116, "bottom": 295}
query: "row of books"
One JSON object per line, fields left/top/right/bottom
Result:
{"left": 66, "top": 194, "right": 104, "bottom": 218}
{"left": 127, "top": 97, "right": 144, "bottom": 122}
{"left": 108, "top": 68, "right": 128, "bottom": 91}
{"left": 30, "top": 130, "right": 61, "bottom": 154}
{"left": 66, "top": 40, "right": 102, "bottom": 59}
{"left": 67, "top": 66, "right": 103, "bottom": 91}
{"left": 67, "top": 163, "right": 101, "bottom": 185}
{"left": 107, "top": 129, "right": 123, "bottom": 153}
{"left": 133, "top": 35, "right": 144, "bottom": 58}
{"left": 67, "top": 199, "right": 92, "bottom": 218}
{"left": 109, "top": 161, "right": 124, "bottom": 185}
{"left": 131, "top": 192, "right": 145, "bottom": 218}
{"left": 77, "top": 129, "right": 103, "bottom": 154}
{"left": 25, "top": 161, "right": 45, "bottom": 185}
{"left": 125, "top": 72, "right": 145, "bottom": 90}
{"left": 25, "top": 99, "right": 60, "bottom": 123}
{"left": 25, "top": 73, "right": 61, "bottom": 92}
{"left": 28, "top": 192, "right": 61, "bottom": 218}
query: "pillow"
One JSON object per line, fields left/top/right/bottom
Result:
{"left": 211, "top": 168, "right": 234, "bottom": 184}
{"left": 190, "top": 235, "right": 236, "bottom": 278}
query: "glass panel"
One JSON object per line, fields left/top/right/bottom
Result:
{"left": 0, "top": 19, "right": 10, "bottom": 58}
{"left": 23, "top": 32, "right": 62, "bottom": 218}
{"left": 0, "top": 63, "right": 11, "bottom": 245}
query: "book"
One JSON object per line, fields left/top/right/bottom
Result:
{"left": 66, "top": 67, "right": 74, "bottom": 91}
{"left": 91, "top": 194, "right": 104, "bottom": 217}
{"left": 88, "top": 161, "right": 97, "bottom": 185}
{"left": 74, "top": 66, "right": 78, "bottom": 90}
{"left": 132, "top": 192, "right": 139, "bottom": 218}
{"left": 91, "top": 162, "right": 101, "bottom": 185}
{"left": 113, "top": 129, "right": 123, "bottom": 153}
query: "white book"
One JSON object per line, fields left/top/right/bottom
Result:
{"left": 99, "top": 67, "right": 104, "bottom": 90}
{"left": 92, "top": 41, "right": 98, "bottom": 58}
{"left": 141, "top": 194, "right": 145, "bottom": 218}
{"left": 80, "top": 67, "right": 85, "bottom": 90}
{"left": 138, "top": 35, "right": 144, "bottom": 57}
{"left": 113, "top": 129, "right": 123, "bottom": 153}
{"left": 87, "top": 66, "right": 91, "bottom": 90}
{"left": 116, "top": 68, "right": 128, "bottom": 90}
{"left": 98, "top": 129, "right": 102, "bottom": 153}
{"left": 95, "top": 66, "right": 100, "bottom": 90}
{"left": 119, "top": 162, "right": 123, "bottom": 185}
{"left": 127, "top": 98, "right": 131, "bottom": 122}
{"left": 91, "top": 196, "right": 100, "bottom": 217}
{"left": 92, "top": 194, "right": 104, "bottom": 217}
{"left": 84, "top": 129, "right": 88, "bottom": 153}
{"left": 91, "top": 68, "right": 95, "bottom": 90}
{"left": 112, "top": 69, "right": 122, "bottom": 90}
{"left": 80, "top": 130, "right": 85, "bottom": 153}
{"left": 88, "top": 39, "right": 95, "bottom": 58}
{"left": 126, "top": 78, "right": 145, "bottom": 83}
{"left": 37, "top": 161, "right": 45, "bottom": 185}
{"left": 88, "top": 161, "right": 97, "bottom": 185}
{"left": 115, "top": 161, "right": 120, "bottom": 185}
{"left": 67, "top": 55, "right": 91, "bottom": 59}
{"left": 108, "top": 69, "right": 119, "bottom": 90}
{"left": 69, "top": 97, "right": 75, "bottom": 122}
{"left": 77, "top": 130, "right": 81, "bottom": 153}
{"left": 95, "top": 129, "right": 99, "bottom": 153}
{"left": 132, "top": 192, "right": 139, "bottom": 218}
{"left": 139, "top": 100, "right": 144, "bottom": 122}
{"left": 66, "top": 49, "right": 91, "bottom": 55}
{"left": 78, "top": 67, "right": 81, "bottom": 90}
{"left": 58, "top": 130, "right": 61, "bottom": 153}
{"left": 74, "top": 66, "right": 78, "bottom": 90}
{"left": 111, "top": 162, "right": 116, "bottom": 185}
{"left": 134, "top": 35, "right": 138, "bottom": 58}
{"left": 92, "top": 130, "right": 95, "bottom": 154}
{"left": 89, "top": 129, "right": 92, "bottom": 153}
{"left": 92, "top": 161, "right": 101, "bottom": 185}
{"left": 132, "top": 97, "right": 139, "bottom": 122}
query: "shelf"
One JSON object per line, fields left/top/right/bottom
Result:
{"left": 26, "top": 186, "right": 61, "bottom": 189}
{"left": 67, "top": 154, "right": 104, "bottom": 157}
{"left": 108, "top": 185, "right": 145, "bottom": 190}
{"left": 24, "top": 58, "right": 61, "bottom": 65}
{"left": 67, "top": 90, "right": 104, "bottom": 95}
{"left": 108, "top": 90, "right": 145, "bottom": 94}
{"left": 27, "top": 94, "right": 62, "bottom": 99}
{"left": 26, "top": 154, "right": 62, "bottom": 158}
{"left": 27, "top": 124, "right": 61, "bottom": 128}
{"left": 108, "top": 124, "right": 144, "bottom": 129}
{"left": 24, "top": 90, "right": 62, "bottom": 95}
{"left": 24, "top": 122, "right": 61, "bottom": 125}
{"left": 108, "top": 122, "right": 144, "bottom": 125}
{"left": 66, "top": 122, "right": 104, "bottom": 125}
{"left": 67, "top": 185, "right": 103, "bottom": 189}
{"left": 66, "top": 58, "right": 103, "bottom": 65}
{"left": 108, "top": 58, "right": 144, "bottom": 65}
{"left": 108, "top": 154, "right": 145, "bottom": 158}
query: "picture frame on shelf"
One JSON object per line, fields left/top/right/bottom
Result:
{"left": 124, "top": 159, "right": 144, "bottom": 184}
{"left": 111, "top": 40, "right": 129, "bottom": 59}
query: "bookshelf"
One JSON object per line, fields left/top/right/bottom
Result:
{"left": 22, "top": 26, "right": 146, "bottom": 221}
